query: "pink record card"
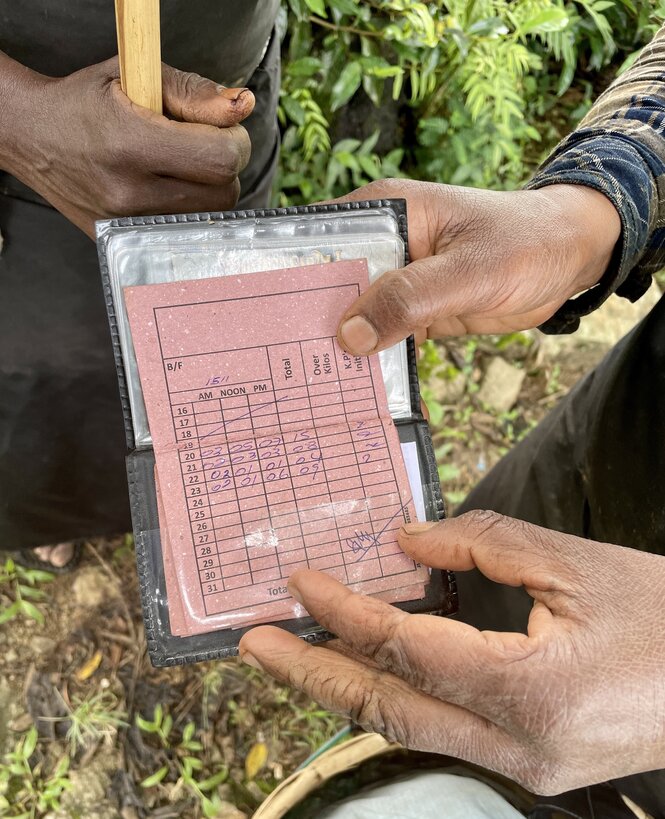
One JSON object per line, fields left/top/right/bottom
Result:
{"left": 124, "top": 260, "right": 428, "bottom": 635}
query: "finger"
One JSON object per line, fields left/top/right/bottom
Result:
{"left": 161, "top": 64, "right": 255, "bottom": 126}
{"left": 398, "top": 512, "right": 580, "bottom": 598}
{"left": 239, "top": 625, "right": 523, "bottom": 776}
{"left": 319, "top": 638, "right": 383, "bottom": 670}
{"left": 336, "top": 260, "right": 437, "bottom": 355}
{"left": 336, "top": 252, "right": 493, "bottom": 356}
{"left": 286, "top": 569, "right": 535, "bottom": 707}
{"left": 109, "top": 82, "right": 252, "bottom": 186}
{"left": 151, "top": 121, "right": 251, "bottom": 186}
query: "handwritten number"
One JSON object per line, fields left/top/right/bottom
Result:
{"left": 230, "top": 441, "right": 252, "bottom": 454}
{"left": 202, "top": 447, "right": 224, "bottom": 458}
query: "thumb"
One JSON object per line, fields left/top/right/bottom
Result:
{"left": 161, "top": 64, "right": 255, "bottom": 127}
{"left": 337, "top": 253, "right": 475, "bottom": 355}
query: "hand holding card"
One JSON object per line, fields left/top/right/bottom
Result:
{"left": 98, "top": 201, "right": 456, "bottom": 666}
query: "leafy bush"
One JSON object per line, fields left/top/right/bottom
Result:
{"left": 276, "top": 0, "right": 665, "bottom": 204}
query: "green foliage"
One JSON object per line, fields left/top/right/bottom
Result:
{"left": 282, "top": 698, "right": 345, "bottom": 753}
{"left": 0, "top": 728, "right": 71, "bottom": 818}
{"left": 277, "top": 0, "right": 665, "bottom": 204}
{"left": 136, "top": 704, "right": 228, "bottom": 817}
{"left": 0, "top": 558, "right": 53, "bottom": 626}
{"left": 62, "top": 691, "right": 128, "bottom": 756}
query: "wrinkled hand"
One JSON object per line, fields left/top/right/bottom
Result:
{"left": 2, "top": 56, "right": 253, "bottom": 236}
{"left": 239, "top": 512, "right": 665, "bottom": 795}
{"left": 333, "top": 179, "right": 621, "bottom": 354}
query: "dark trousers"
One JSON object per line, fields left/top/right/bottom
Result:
{"left": 457, "top": 293, "right": 665, "bottom": 816}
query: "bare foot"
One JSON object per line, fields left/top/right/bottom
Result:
{"left": 33, "top": 543, "right": 75, "bottom": 568}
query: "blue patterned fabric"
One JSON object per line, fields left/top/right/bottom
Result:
{"left": 527, "top": 27, "right": 665, "bottom": 333}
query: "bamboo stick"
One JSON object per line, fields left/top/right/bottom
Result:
{"left": 114, "top": 0, "right": 162, "bottom": 113}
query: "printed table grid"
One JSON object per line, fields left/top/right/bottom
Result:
{"left": 165, "top": 336, "right": 412, "bottom": 615}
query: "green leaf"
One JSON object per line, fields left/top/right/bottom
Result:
{"left": 183, "top": 755, "right": 203, "bottom": 772}
{"left": 362, "top": 73, "right": 383, "bottom": 107}
{"left": 161, "top": 714, "right": 173, "bottom": 739}
{"left": 305, "top": 0, "right": 326, "bottom": 17}
{"left": 141, "top": 766, "right": 169, "bottom": 788}
{"left": 19, "top": 599, "right": 44, "bottom": 624}
{"left": 197, "top": 767, "right": 229, "bottom": 792}
{"left": 328, "top": 0, "right": 357, "bottom": 12}
{"left": 182, "top": 722, "right": 195, "bottom": 744}
{"left": 468, "top": 17, "right": 509, "bottom": 37}
{"left": 135, "top": 714, "right": 158, "bottom": 733}
{"left": 281, "top": 96, "right": 306, "bottom": 126}
{"left": 334, "top": 151, "right": 359, "bottom": 170}
{"left": 203, "top": 796, "right": 223, "bottom": 818}
{"left": 0, "top": 602, "right": 21, "bottom": 624}
{"left": 359, "top": 130, "right": 380, "bottom": 154}
{"left": 23, "top": 727, "right": 38, "bottom": 760}
{"left": 53, "top": 755, "right": 70, "bottom": 778}
{"left": 23, "top": 568, "right": 54, "bottom": 584}
{"left": 617, "top": 48, "right": 641, "bottom": 75}
{"left": 17, "top": 584, "right": 46, "bottom": 600}
{"left": 288, "top": 56, "right": 323, "bottom": 77}
{"left": 517, "top": 8, "right": 569, "bottom": 35}
{"left": 358, "top": 155, "right": 381, "bottom": 179}
{"left": 331, "top": 62, "right": 362, "bottom": 112}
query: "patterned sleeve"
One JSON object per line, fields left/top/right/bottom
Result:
{"left": 527, "top": 25, "right": 665, "bottom": 333}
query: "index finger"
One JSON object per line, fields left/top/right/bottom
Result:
{"left": 284, "top": 569, "right": 537, "bottom": 710}
{"left": 150, "top": 120, "right": 252, "bottom": 186}
{"left": 239, "top": 624, "right": 523, "bottom": 775}
{"left": 398, "top": 512, "right": 580, "bottom": 599}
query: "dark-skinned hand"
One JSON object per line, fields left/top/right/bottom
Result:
{"left": 332, "top": 179, "right": 621, "bottom": 354}
{"left": 239, "top": 513, "right": 665, "bottom": 795}
{"left": 0, "top": 53, "right": 253, "bottom": 236}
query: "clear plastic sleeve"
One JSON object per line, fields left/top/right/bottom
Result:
{"left": 97, "top": 201, "right": 457, "bottom": 666}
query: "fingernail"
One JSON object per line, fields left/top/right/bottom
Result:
{"left": 339, "top": 316, "right": 378, "bottom": 355}
{"left": 288, "top": 583, "right": 304, "bottom": 606}
{"left": 401, "top": 522, "right": 438, "bottom": 535}
{"left": 240, "top": 652, "right": 264, "bottom": 671}
{"left": 219, "top": 86, "right": 250, "bottom": 101}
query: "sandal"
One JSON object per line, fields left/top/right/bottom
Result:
{"left": 3, "top": 541, "right": 84, "bottom": 575}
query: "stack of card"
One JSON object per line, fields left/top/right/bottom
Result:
{"left": 125, "top": 261, "right": 429, "bottom": 637}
